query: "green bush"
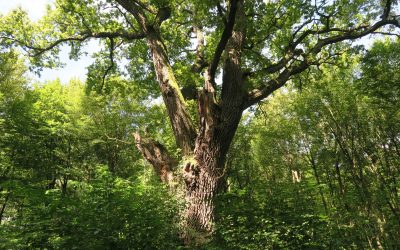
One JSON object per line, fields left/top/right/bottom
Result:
{"left": 0, "top": 166, "right": 181, "bottom": 249}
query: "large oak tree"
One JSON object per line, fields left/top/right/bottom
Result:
{"left": 1, "top": 0, "right": 399, "bottom": 243}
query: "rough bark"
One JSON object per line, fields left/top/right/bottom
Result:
{"left": 182, "top": 141, "right": 224, "bottom": 243}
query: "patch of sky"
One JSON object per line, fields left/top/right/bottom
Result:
{"left": 0, "top": 0, "right": 99, "bottom": 83}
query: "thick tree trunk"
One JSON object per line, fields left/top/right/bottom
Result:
{"left": 181, "top": 89, "right": 243, "bottom": 243}
{"left": 183, "top": 161, "right": 220, "bottom": 235}
{"left": 180, "top": 141, "right": 230, "bottom": 244}
{"left": 183, "top": 142, "right": 223, "bottom": 234}
{"left": 120, "top": 0, "right": 245, "bottom": 244}
{"left": 134, "top": 105, "right": 242, "bottom": 244}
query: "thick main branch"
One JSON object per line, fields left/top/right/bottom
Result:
{"left": 207, "top": 0, "right": 240, "bottom": 85}
{"left": 116, "top": 0, "right": 197, "bottom": 155}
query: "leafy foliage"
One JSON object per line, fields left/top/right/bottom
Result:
{"left": 1, "top": 165, "right": 180, "bottom": 249}
{"left": 0, "top": 52, "right": 180, "bottom": 249}
{"left": 210, "top": 40, "right": 400, "bottom": 249}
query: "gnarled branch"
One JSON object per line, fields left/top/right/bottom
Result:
{"left": 1, "top": 31, "right": 145, "bottom": 57}
{"left": 245, "top": 12, "right": 400, "bottom": 108}
{"left": 134, "top": 132, "right": 177, "bottom": 184}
